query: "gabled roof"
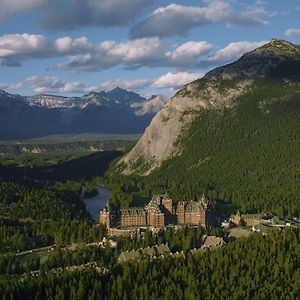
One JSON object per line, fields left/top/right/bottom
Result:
{"left": 118, "top": 250, "right": 142, "bottom": 263}
{"left": 120, "top": 207, "right": 146, "bottom": 215}
{"left": 156, "top": 244, "right": 170, "bottom": 254}
{"left": 143, "top": 246, "right": 156, "bottom": 256}
{"left": 118, "top": 244, "right": 170, "bottom": 263}
{"left": 184, "top": 194, "right": 211, "bottom": 212}
{"left": 201, "top": 235, "right": 225, "bottom": 248}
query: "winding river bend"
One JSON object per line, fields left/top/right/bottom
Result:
{"left": 83, "top": 186, "right": 112, "bottom": 221}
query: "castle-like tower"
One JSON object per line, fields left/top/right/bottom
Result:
{"left": 176, "top": 194, "right": 212, "bottom": 227}
{"left": 144, "top": 194, "right": 174, "bottom": 228}
{"left": 99, "top": 194, "right": 213, "bottom": 229}
{"left": 99, "top": 204, "right": 112, "bottom": 228}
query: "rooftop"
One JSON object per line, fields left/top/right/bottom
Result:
{"left": 118, "top": 244, "right": 170, "bottom": 263}
{"left": 201, "top": 235, "right": 225, "bottom": 248}
{"left": 120, "top": 207, "right": 146, "bottom": 215}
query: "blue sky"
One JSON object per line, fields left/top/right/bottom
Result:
{"left": 0, "top": 0, "right": 299, "bottom": 97}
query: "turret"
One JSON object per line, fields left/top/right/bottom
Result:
{"left": 99, "top": 204, "right": 112, "bottom": 228}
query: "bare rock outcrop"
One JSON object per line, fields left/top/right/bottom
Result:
{"left": 120, "top": 39, "right": 300, "bottom": 175}
{"left": 120, "top": 78, "right": 253, "bottom": 175}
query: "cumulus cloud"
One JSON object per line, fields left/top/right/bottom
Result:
{"left": 0, "top": 33, "right": 268, "bottom": 76}
{"left": 166, "top": 41, "right": 214, "bottom": 68}
{"left": 9, "top": 76, "right": 153, "bottom": 94}
{"left": 7, "top": 71, "right": 204, "bottom": 95}
{"left": 285, "top": 28, "right": 300, "bottom": 38}
{"left": 0, "top": 33, "right": 91, "bottom": 66}
{"left": 153, "top": 72, "right": 203, "bottom": 89}
{"left": 55, "top": 38, "right": 165, "bottom": 71}
{"left": 130, "top": 1, "right": 268, "bottom": 39}
{"left": 23, "top": 76, "right": 86, "bottom": 93}
{"left": 58, "top": 39, "right": 214, "bottom": 71}
{"left": 206, "top": 40, "right": 267, "bottom": 65}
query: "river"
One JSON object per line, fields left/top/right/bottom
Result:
{"left": 83, "top": 186, "right": 112, "bottom": 221}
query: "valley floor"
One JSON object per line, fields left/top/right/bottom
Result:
{"left": 0, "top": 139, "right": 299, "bottom": 299}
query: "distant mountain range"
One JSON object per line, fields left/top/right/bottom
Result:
{"left": 0, "top": 87, "right": 168, "bottom": 140}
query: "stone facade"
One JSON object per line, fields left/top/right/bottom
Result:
{"left": 120, "top": 208, "right": 147, "bottom": 227}
{"left": 145, "top": 195, "right": 170, "bottom": 228}
{"left": 99, "top": 205, "right": 112, "bottom": 228}
{"left": 176, "top": 195, "right": 212, "bottom": 228}
{"left": 99, "top": 194, "right": 213, "bottom": 229}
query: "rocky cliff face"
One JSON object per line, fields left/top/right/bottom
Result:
{"left": 120, "top": 78, "right": 252, "bottom": 174}
{"left": 131, "top": 95, "right": 168, "bottom": 116}
{"left": 120, "top": 39, "right": 300, "bottom": 175}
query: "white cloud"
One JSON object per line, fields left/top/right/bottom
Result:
{"left": 54, "top": 36, "right": 90, "bottom": 53}
{"left": 7, "top": 71, "right": 204, "bottom": 95}
{"left": 285, "top": 28, "right": 300, "bottom": 38}
{"left": 9, "top": 76, "right": 153, "bottom": 94}
{"left": 0, "top": 33, "right": 91, "bottom": 66}
{"left": 0, "top": 34, "right": 266, "bottom": 73}
{"left": 56, "top": 37, "right": 168, "bottom": 71}
{"left": 207, "top": 40, "right": 267, "bottom": 65}
{"left": 153, "top": 72, "right": 203, "bottom": 89}
{"left": 0, "top": 34, "right": 49, "bottom": 58}
{"left": 23, "top": 76, "right": 86, "bottom": 93}
{"left": 171, "top": 41, "right": 213, "bottom": 58}
{"left": 58, "top": 38, "right": 214, "bottom": 71}
{"left": 106, "top": 38, "right": 168, "bottom": 65}
{"left": 166, "top": 41, "right": 214, "bottom": 67}
{"left": 130, "top": 1, "right": 268, "bottom": 39}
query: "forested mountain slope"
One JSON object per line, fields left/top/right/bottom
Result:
{"left": 115, "top": 39, "right": 300, "bottom": 217}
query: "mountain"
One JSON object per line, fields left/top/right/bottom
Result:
{"left": 0, "top": 87, "right": 168, "bottom": 140}
{"left": 130, "top": 95, "right": 169, "bottom": 116}
{"left": 118, "top": 39, "right": 300, "bottom": 217}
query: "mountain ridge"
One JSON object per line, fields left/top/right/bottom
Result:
{"left": 0, "top": 88, "right": 168, "bottom": 140}
{"left": 120, "top": 39, "right": 300, "bottom": 175}
{"left": 114, "top": 38, "right": 300, "bottom": 217}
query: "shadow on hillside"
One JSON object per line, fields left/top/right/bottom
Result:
{"left": 0, "top": 150, "right": 123, "bottom": 183}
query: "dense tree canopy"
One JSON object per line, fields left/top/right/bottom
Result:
{"left": 0, "top": 181, "right": 105, "bottom": 253}
{"left": 109, "top": 79, "right": 300, "bottom": 218}
{"left": 0, "top": 229, "right": 299, "bottom": 299}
